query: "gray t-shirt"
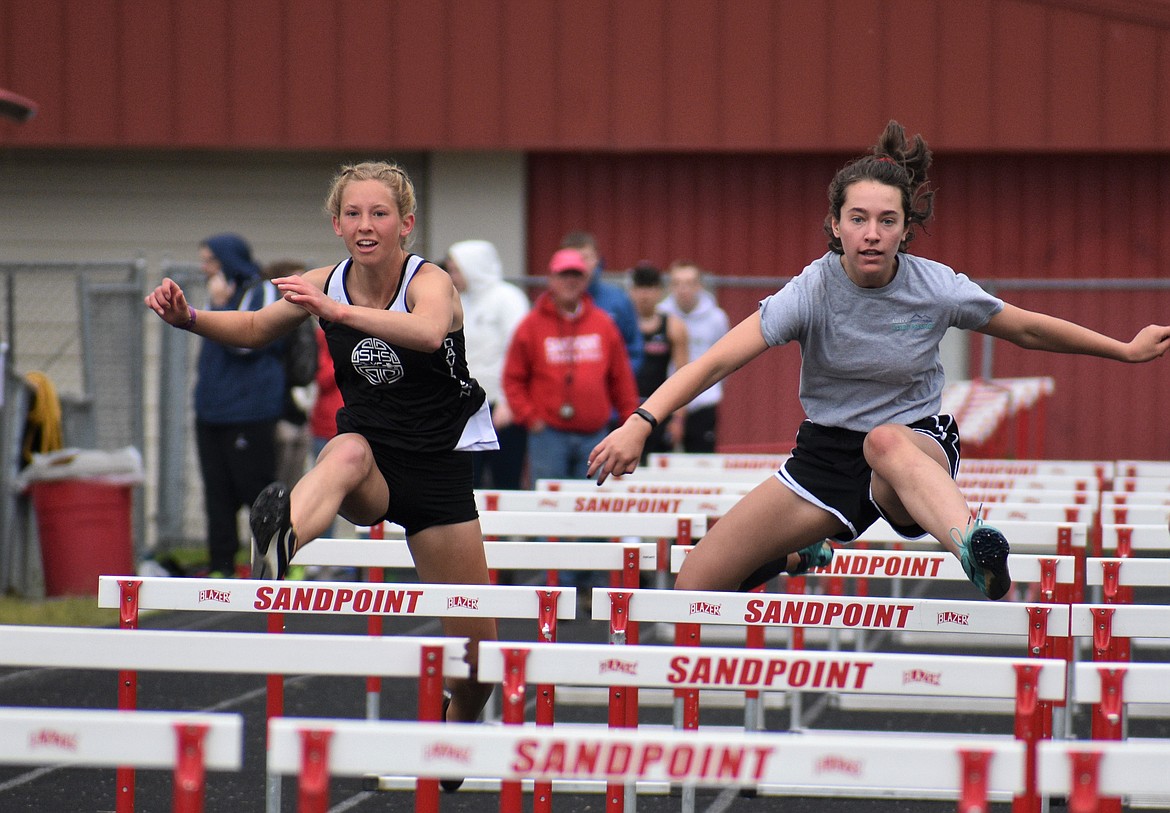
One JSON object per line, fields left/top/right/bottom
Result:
{"left": 759, "top": 252, "right": 1003, "bottom": 432}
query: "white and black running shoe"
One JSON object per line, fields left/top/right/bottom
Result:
{"left": 250, "top": 482, "right": 296, "bottom": 580}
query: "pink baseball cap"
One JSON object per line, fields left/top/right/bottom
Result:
{"left": 548, "top": 248, "right": 589, "bottom": 275}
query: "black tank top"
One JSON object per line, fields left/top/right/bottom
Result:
{"left": 321, "top": 255, "right": 487, "bottom": 452}
{"left": 637, "top": 313, "right": 672, "bottom": 398}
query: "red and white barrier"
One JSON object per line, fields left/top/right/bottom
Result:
{"left": 475, "top": 488, "right": 742, "bottom": 519}
{"left": 95, "top": 577, "right": 569, "bottom": 813}
{"left": 1101, "top": 489, "right": 1170, "bottom": 507}
{"left": 1070, "top": 602, "right": 1170, "bottom": 662}
{"left": 959, "top": 458, "right": 1113, "bottom": 480}
{"left": 955, "top": 474, "right": 1100, "bottom": 495}
{"left": 0, "top": 623, "right": 460, "bottom": 813}
{"left": 0, "top": 623, "right": 467, "bottom": 678}
{"left": 472, "top": 640, "right": 1060, "bottom": 810}
{"left": 295, "top": 511, "right": 704, "bottom": 589}
{"left": 293, "top": 539, "right": 656, "bottom": 582}
{"left": 646, "top": 451, "right": 789, "bottom": 470}
{"left": 962, "top": 487, "right": 1096, "bottom": 506}
{"left": 1096, "top": 503, "right": 1170, "bottom": 525}
{"left": 268, "top": 719, "right": 1026, "bottom": 813}
{"left": 643, "top": 453, "right": 1111, "bottom": 481}
{"left": 1072, "top": 661, "right": 1170, "bottom": 741}
{"left": 975, "top": 502, "right": 1094, "bottom": 524}
{"left": 855, "top": 518, "right": 1086, "bottom": 559}
{"left": 538, "top": 477, "right": 757, "bottom": 495}
{"left": 670, "top": 547, "right": 1077, "bottom": 603}
{"left": 1086, "top": 557, "right": 1170, "bottom": 605}
{"left": 0, "top": 707, "right": 241, "bottom": 813}
{"left": 1097, "top": 523, "right": 1170, "bottom": 556}
{"left": 1037, "top": 740, "right": 1170, "bottom": 813}
{"left": 1110, "top": 475, "right": 1170, "bottom": 494}
{"left": 588, "top": 588, "right": 1069, "bottom": 661}
{"left": 97, "top": 576, "right": 575, "bottom": 623}
{"left": 1114, "top": 460, "right": 1170, "bottom": 479}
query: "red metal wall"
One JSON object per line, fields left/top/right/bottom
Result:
{"left": 527, "top": 151, "right": 1170, "bottom": 461}
{"left": 3, "top": 0, "right": 1170, "bottom": 152}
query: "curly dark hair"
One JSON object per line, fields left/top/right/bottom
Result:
{"left": 823, "top": 120, "right": 934, "bottom": 254}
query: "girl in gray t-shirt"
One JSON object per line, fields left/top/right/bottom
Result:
{"left": 588, "top": 120, "right": 1170, "bottom": 601}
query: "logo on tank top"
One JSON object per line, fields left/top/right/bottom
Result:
{"left": 352, "top": 338, "right": 404, "bottom": 386}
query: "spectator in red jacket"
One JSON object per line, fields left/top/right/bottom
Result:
{"left": 503, "top": 247, "right": 638, "bottom": 594}
{"left": 504, "top": 248, "right": 639, "bottom": 477}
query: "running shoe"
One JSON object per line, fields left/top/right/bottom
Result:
{"left": 789, "top": 539, "right": 834, "bottom": 576}
{"left": 250, "top": 482, "right": 296, "bottom": 581}
{"left": 955, "top": 520, "right": 1012, "bottom": 600}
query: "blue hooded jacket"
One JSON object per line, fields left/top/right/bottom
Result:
{"left": 587, "top": 265, "right": 643, "bottom": 374}
{"left": 194, "top": 233, "right": 286, "bottom": 424}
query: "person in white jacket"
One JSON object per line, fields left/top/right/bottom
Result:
{"left": 445, "top": 239, "right": 532, "bottom": 488}
{"left": 658, "top": 261, "right": 730, "bottom": 451}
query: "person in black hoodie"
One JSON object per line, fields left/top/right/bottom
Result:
{"left": 193, "top": 233, "right": 284, "bottom": 577}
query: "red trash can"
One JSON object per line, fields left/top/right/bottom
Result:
{"left": 31, "top": 479, "right": 134, "bottom": 597}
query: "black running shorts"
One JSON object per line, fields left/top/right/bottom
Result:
{"left": 777, "top": 415, "right": 961, "bottom": 543}
{"left": 370, "top": 445, "right": 479, "bottom": 536}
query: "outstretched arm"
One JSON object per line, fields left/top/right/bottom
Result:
{"left": 145, "top": 276, "right": 308, "bottom": 347}
{"left": 980, "top": 303, "right": 1170, "bottom": 362}
{"left": 587, "top": 311, "right": 769, "bottom": 483}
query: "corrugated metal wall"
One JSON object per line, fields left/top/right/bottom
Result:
{"left": 527, "top": 151, "right": 1170, "bottom": 461}
{"left": 3, "top": 0, "right": 1170, "bottom": 152}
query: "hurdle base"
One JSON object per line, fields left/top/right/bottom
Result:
{"left": 351, "top": 775, "right": 1023, "bottom": 804}
{"left": 1129, "top": 793, "right": 1170, "bottom": 808}
{"left": 365, "top": 776, "right": 674, "bottom": 795}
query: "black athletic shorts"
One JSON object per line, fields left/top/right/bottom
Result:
{"left": 370, "top": 445, "right": 479, "bottom": 536}
{"left": 776, "top": 414, "right": 961, "bottom": 543}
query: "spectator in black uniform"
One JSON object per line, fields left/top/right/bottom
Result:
{"left": 628, "top": 262, "right": 688, "bottom": 462}
{"left": 146, "top": 162, "right": 498, "bottom": 765}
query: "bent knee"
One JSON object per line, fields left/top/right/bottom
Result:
{"left": 862, "top": 423, "right": 912, "bottom": 467}
{"left": 318, "top": 433, "right": 375, "bottom": 471}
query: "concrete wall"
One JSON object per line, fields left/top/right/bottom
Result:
{"left": 426, "top": 152, "right": 528, "bottom": 280}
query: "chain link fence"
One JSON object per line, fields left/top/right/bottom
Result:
{"left": 0, "top": 261, "right": 146, "bottom": 596}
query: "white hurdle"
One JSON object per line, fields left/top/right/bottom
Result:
{"left": 587, "top": 587, "right": 1068, "bottom": 813}
{"left": 958, "top": 458, "right": 1113, "bottom": 481}
{"left": 645, "top": 451, "right": 789, "bottom": 470}
{"left": 1085, "top": 556, "right": 1170, "bottom": 606}
{"left": 269, "top": 719, "right": 1025, "bottom": 813}
{"left": 1098, "top": 522, "right": 1170, "bottom": 556}
{"left": 538, "top": 477, "right": 758, "bottom": 495}
{"left": 1037, "top": 740, "right": 1170, "bottom": 813}
{"left": 670, "top": 546, "right": 1077, "bottom": 606}
{"left": 471, "top": 640, "right": 1060, "bottom": 812}
{"left": 1072, "top": 660, "right": 1170, "bottom": 740}
{"left": 294, "top": 510, "right": 706, "bottom": 592}
{"left": 1114, "top": 460, "right": 1170, "bottom": 479}
{"left": 853, "top": 518, "right": 1089, "bottom": 603}
{"left": 95, "top": 576, "right": 572, "bottom": 813}
{"left": 0, "top": 707, "right": 240, "bottom": 813}
{"left": 475, "top": 488, "right": 742, "bottom": 521}
{"left": 642, "top": 453, "right": 1112, "bottom": 481}
{"left": 1070, "top": 602, "right": 1170, "bottom": 664}
{"left": 0, "top": 623, "right": 464, "bottom": 813}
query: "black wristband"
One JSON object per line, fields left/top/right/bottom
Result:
{"left": 633, "top": 407, "right": 658, "bottom": 430}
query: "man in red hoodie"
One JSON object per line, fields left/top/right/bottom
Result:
{"left": 504, "top": 246, "right": 639, "bottom": 537}
{"left": 505, "top": 248, "right": 639, "bottom": 478}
